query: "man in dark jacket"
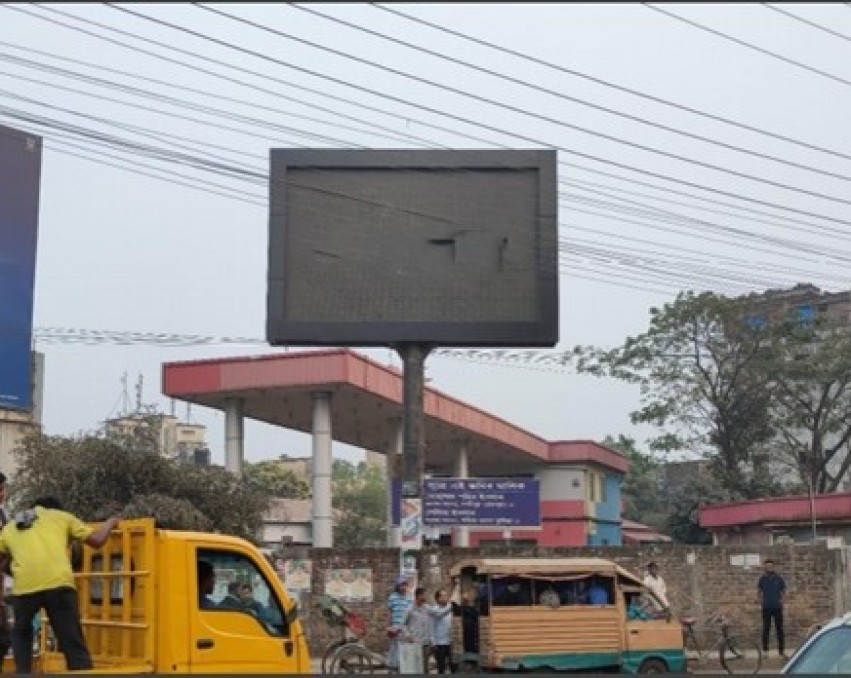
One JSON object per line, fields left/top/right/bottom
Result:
{"left": 757, "top": 559, "right": 787, "bottom": 658}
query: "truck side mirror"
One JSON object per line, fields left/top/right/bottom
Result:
{"left": 285, "top": 604, "right": 299, "bottom": 625}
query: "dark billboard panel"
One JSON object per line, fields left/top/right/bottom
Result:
{"left": 0, "top": 125, "right": 42, "bottom": 411}
{"left": 267, "top": 149, "right": 558, "bottom": 348}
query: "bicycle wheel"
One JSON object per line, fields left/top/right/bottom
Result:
{"left": 331, "top": 645, "right": 376, "bottom": 674}
{"left": 322, "top": 640, "right": 349, "bottom": 674}
{"left": 719, "top": 635, "right": 762, "bottom": 674}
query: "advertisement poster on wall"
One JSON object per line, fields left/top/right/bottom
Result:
{"left": 284, "top": 559, "right": 312, "bottom": 592}
{"left": 400, "top": 498, "right": 422, "bottom": 550}
{"left": 324, "top": 568, "right": 374, "bottom": 602}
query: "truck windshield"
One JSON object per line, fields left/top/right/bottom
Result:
{"left": 197, "top": 548, "right": 290, "bottom": 638}
{"left": 785, "top": 627, "right": 851, "bottom": 674}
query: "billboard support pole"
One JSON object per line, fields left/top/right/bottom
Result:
{"left": 395, "top": 343, "right": 432, "bottom": 577}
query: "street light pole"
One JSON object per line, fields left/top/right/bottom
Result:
{"left": 807, "top": 473, "right": 818, "bottom": 543}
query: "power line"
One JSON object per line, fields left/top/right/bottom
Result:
{"left": 643, "top": 3, "right": 851, "bottom": 90}
{"left": 17, "top": 3, "right": 851, "bottom": 231}
{"left": 0, "top": 44, "right": 422, "bottom": 149}
{"left": 184, "top": 3, "right": 851, "bottom": 209}
{"left": 370, "top": 3, "right": 851, "bottom": 165}
{"left": 763, "top": 3, "right": 851, "bottom": 45}
{"left": 289, "top": 2, "right": 851, "bottom": 187}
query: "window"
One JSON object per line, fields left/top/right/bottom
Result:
{"left": 785, "top": 627, "right": 851, "bottom": 674}
{"left": 588, "top": 472, "right": 597, "bottom": 502}
{"left": 197, "top": 549, "right": 289, "bottom": 638}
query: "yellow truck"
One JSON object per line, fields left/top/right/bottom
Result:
{"left": 24, "top": 518, "right": 310, "bottom": 674}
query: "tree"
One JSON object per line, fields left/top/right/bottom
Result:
{"left": 332, "top": 459, "right": 387, "bottom": 547}
{"left": 665, "top": 473, "right": 735, "bottom": 544}
{"left": 575, "top": 291, "right": 778, "bottom": 499}
{"left": 244, "top": 460, "right": 310, "bottom": 499}
{"left": 11, "top": 425, "right": 270, "bottom": 541}
{"left": 603, "top": 435, "right": 667, "bottom": 529}
{"left": 765, "top": 319, "right": 851, "bottom": 493}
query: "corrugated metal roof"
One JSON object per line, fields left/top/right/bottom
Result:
{"left": 700, "top": 492, "right": 851, "bottom": 528}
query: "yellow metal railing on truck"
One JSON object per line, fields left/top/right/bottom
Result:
{"left": 40, "top": 519, "right": 157, "bottom": 674}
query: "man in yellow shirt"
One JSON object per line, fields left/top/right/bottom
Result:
{"left": 0, "top": 496, "right": 119, "bottom": 674}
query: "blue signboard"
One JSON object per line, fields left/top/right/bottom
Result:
{"left": 0, "top": 125, "right": 42, "bottom": 411}
{"left": 423, "top": 477, "right": 541, "bottom": 528}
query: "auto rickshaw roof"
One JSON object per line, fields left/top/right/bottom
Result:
{"left": 449, "top": 557, "right": 644, "bottom": 586}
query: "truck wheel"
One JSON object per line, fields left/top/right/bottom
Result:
{"left": 639, "top": 658, "right": 668, "bottom": 673}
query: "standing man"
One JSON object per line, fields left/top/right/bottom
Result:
{"left": 0, "top": 496, "right": 120, "bottom": 673}
{"left": 643, "top": 562, "right": 671, "bottom": 613}
{"left": 387, "top": 575, "right": 412, "bottom": 673}
{"left": 757, "top": 559, "right": 786, "bottom": 658}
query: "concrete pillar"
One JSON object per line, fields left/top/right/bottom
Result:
{"left": 453, "top": 441, "right": 470, "bottom": 547}
{"left": 224, "top": 397, "right": 244, "bottom": 477}
{"left": 312, "top": 392, "right": 333, "bottom": 549}
{"left": 387, "top": 418, "right": 404, "bottom": 548}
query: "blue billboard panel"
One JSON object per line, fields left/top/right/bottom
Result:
{"left": 423, "top": 478, "right": 541, "bottom": 528}
{"left": 0, "top": 125, "right": 42, "bottom": 411}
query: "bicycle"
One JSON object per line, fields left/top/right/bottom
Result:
{"left": 315, "top": 594, "right": 386, "bottom": 674}
{"left": 681, "top": 613, "right": 762, "bottom": 675}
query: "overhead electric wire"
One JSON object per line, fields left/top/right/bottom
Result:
{"left": 97, "top": 2, "right": 851, "bottom": 228}
{"left": 371, "top": 3, "right": 851, "bottom": 165}
{"left": 3, "top": 70, "right": 848, "bottom": 288}
{"left": 180, "top": 2, "right": 851, "bottom": 210}
{"left": 289, "top": 2, "right": 851, "bottom": 187}
{"left": 0, "top": 45, "right": 423, "bottom": 149}
{"left": 643, "top": 3, "right": 851, "bottom": 90}
{"left": 14, "top": 3, "right": 851, "bottom": 232}
{"left": 762, "top": 4, "right": 851, "bottom": 45}
{"left": 9, "top": 4, "right": 457, "bottom": 148}
{"left": 6, "top": 3, "right": 851, "bottom": 294}
{"left": 562, "top": 181, "right": 851, "bottom": 249}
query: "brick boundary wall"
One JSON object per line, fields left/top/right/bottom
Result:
{"left": 297, "top": 544, "right": 850, "bottom": 659}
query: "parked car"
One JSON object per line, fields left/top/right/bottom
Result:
{"left": 782, "top": 612, "right": 851, "bottom": 674}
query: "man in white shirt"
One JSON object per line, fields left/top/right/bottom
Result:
{"left": 643, "top": 562, "right": 671, "bottom": 613}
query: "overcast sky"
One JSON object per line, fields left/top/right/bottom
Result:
{"left": 2, "top": 3, "right": 850, "bottom": 466}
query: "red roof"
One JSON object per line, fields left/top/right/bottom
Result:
{"left": 699, "top": 492, "right": 851, "bottom": 528}
{"left": 162, "top": 349, "right": 629, "bottom": 476}
{"left": 548, "top": 440, "right": 628, "bottom": 473}
{"left": 621, "top": 519, "right": 672, "bottom": 543}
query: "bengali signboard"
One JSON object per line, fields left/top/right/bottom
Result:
{"left": 0, "top": 125, "right": 42, "bottom": 411}
{"left": 422, "top": 477, "right": 541, "bottom": 528}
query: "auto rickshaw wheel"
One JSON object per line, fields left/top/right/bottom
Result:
{"left": 638, "top": 657, "right": 669, "bottom": 673}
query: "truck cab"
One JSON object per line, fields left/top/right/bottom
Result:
{"left": 32, "top": 518, "right": 309, "bottom": 674}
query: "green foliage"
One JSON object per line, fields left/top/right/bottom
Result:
{"left": 331, "top": 459, "right": 387, "bottom": 547}
{"left": 576, "top": 291, "right": 778, "bottom": 499}
{"left": 603, "top": 435, "right": 667, "bottom": 529}
{"left": 765, "top": 319, "right": 851, "bottom": 493}
{"left": 244, "top": 460, "right": 310, "bottom": 499}
{"left": 11, "top": 424, "right": 270, "bottom": 542}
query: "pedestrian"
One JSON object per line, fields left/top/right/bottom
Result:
{"left": 0, "top": 496, "right": 120, "bottom": 673}
{"left": 386, "top": 575, "right": 412, "bottom": 673}
{"left": 428, "top": 588, "right": 453, "bottom": 674}
{"left": 643, "top": 562, "right": 671, "bottom": 613}
{"left": 0, "top": 473, "right": 10, "bottom": 663}
{"left": 757, "top": 558, "right": 786, "bottom": 658}
{"left": 402, "top": 587, "right": 432, "bottom": 673}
